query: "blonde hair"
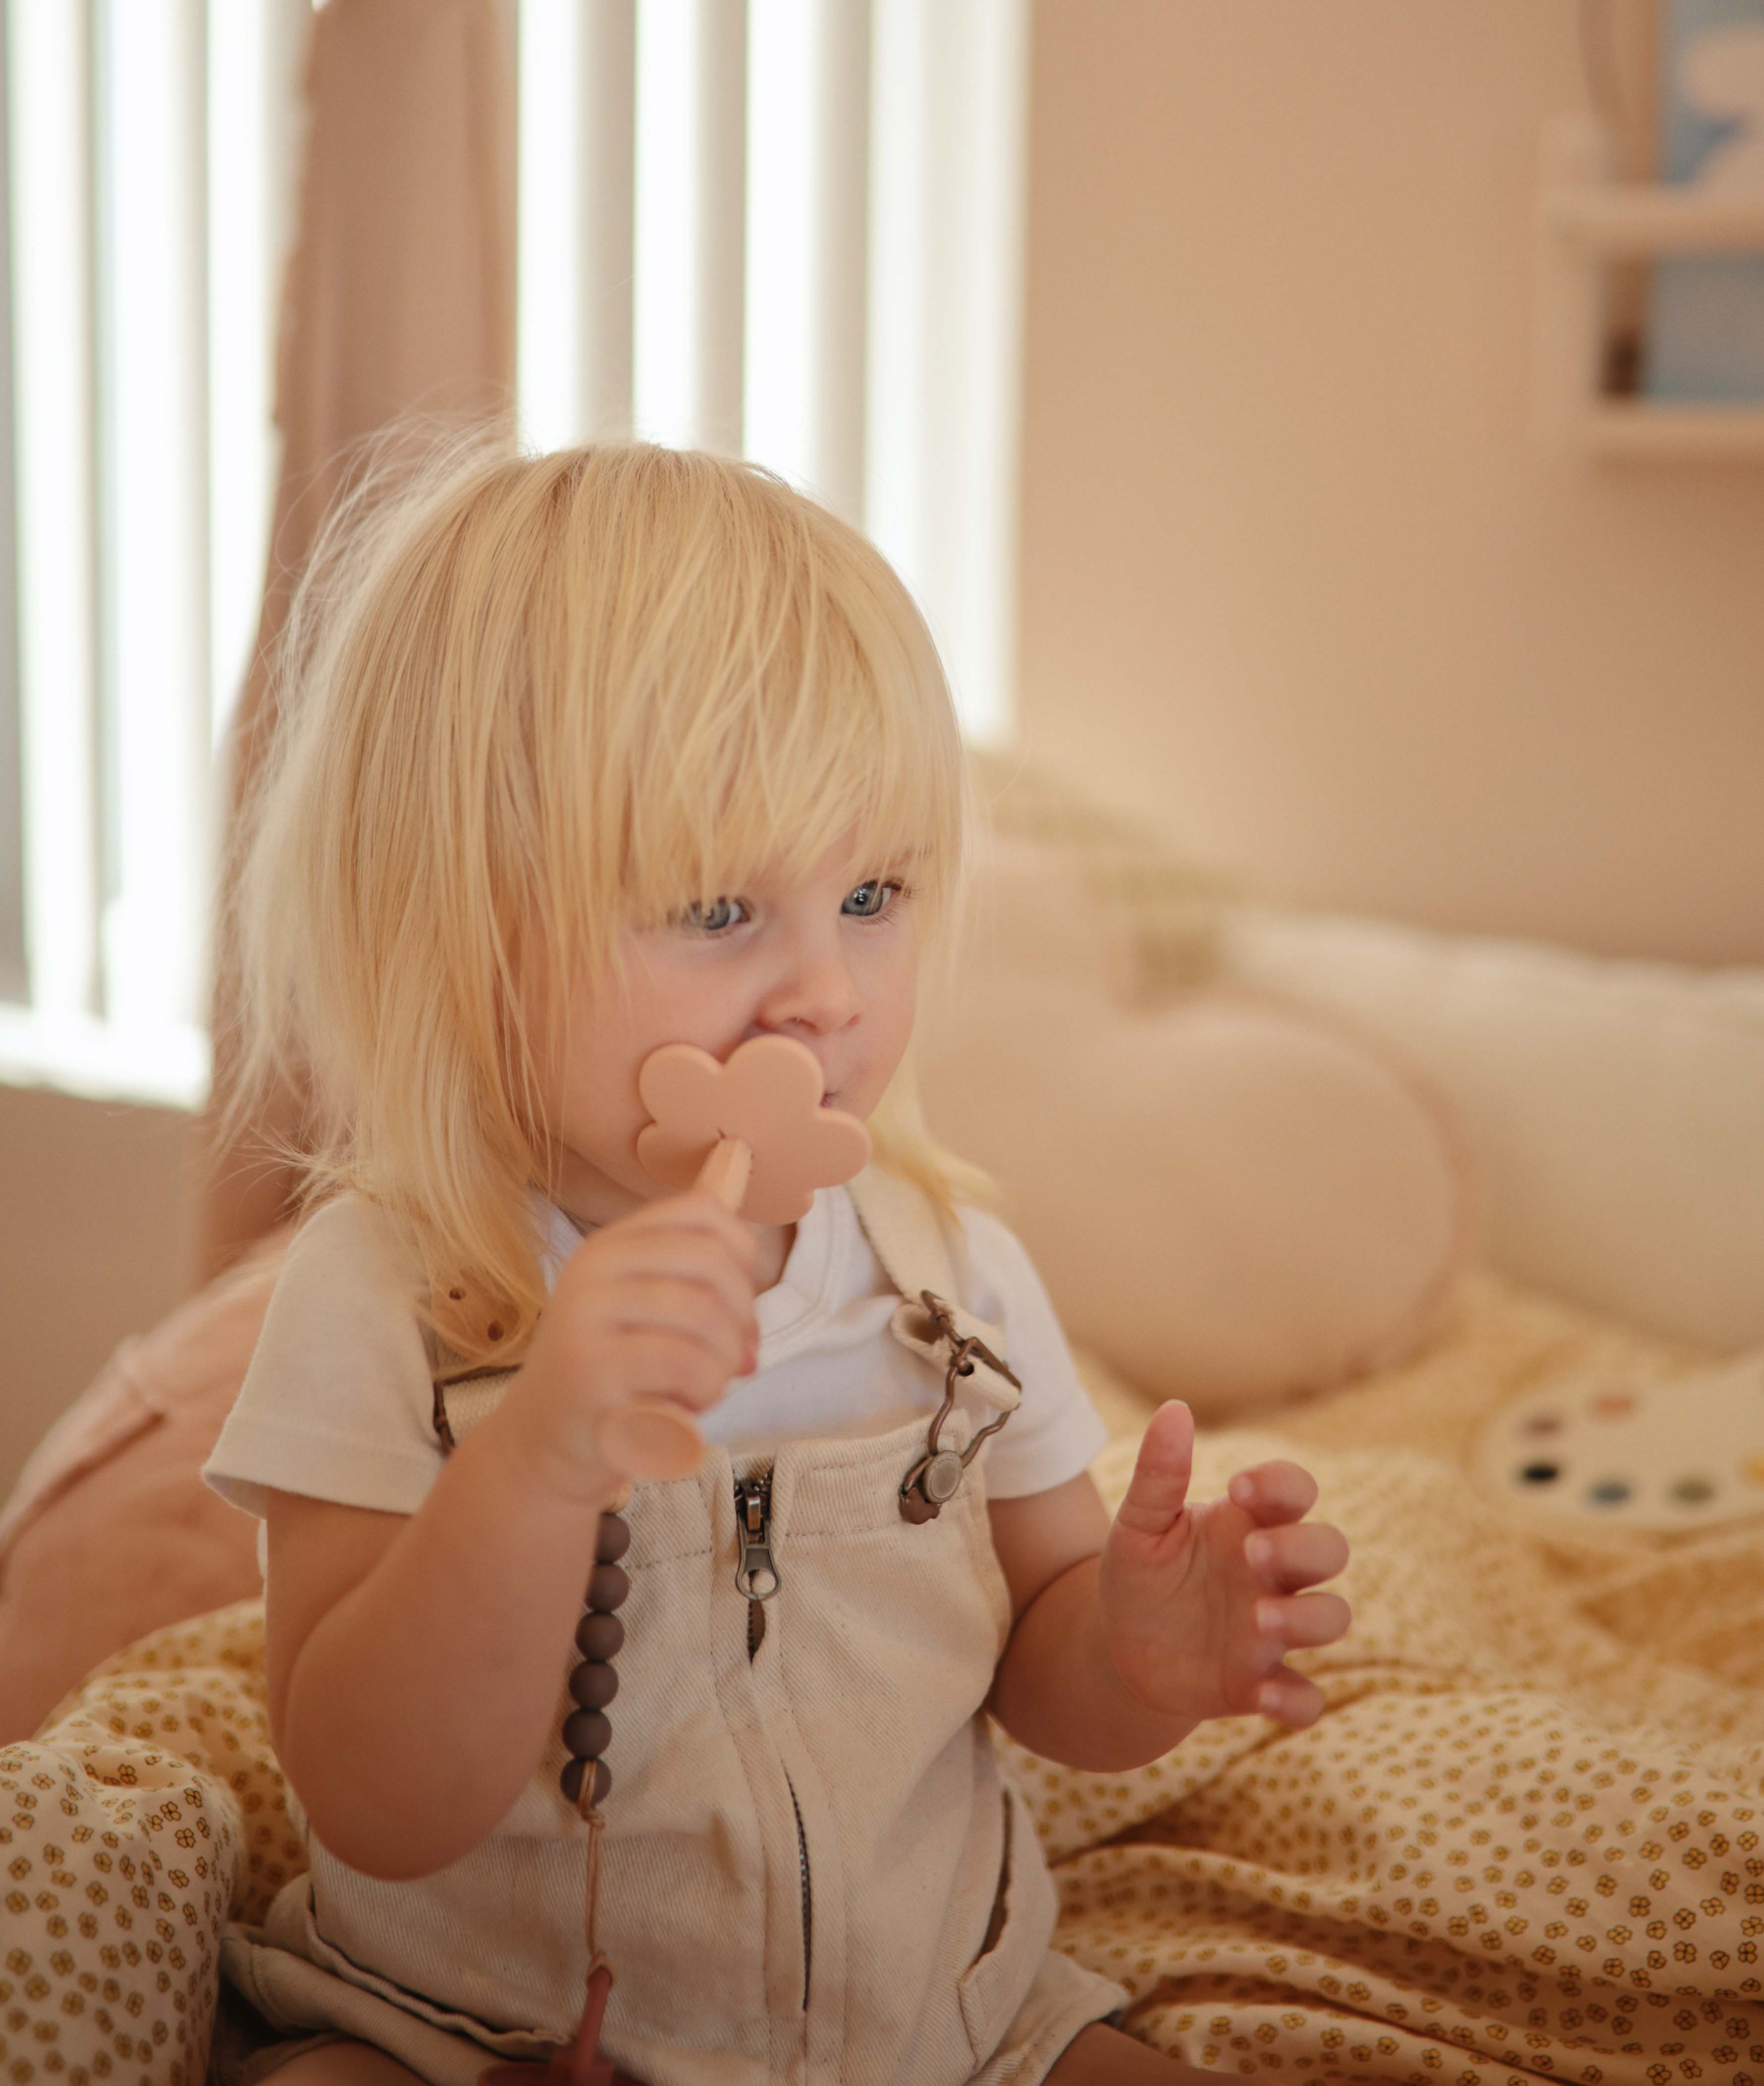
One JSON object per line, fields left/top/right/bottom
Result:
{"left": 224, "top": 434, "right": 981, "bottom": 1361}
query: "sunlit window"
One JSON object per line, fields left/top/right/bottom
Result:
{"left": 0, "top": 0, "right": 303, "bottom": 1107}
{"left": 0, "top": 0, "right": 1026, "bottom": 1110}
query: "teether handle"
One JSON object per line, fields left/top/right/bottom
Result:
{"left": 593, "top": 1137, "right": 753, "bottom": 1483}
{"left": 694, "top": 1134, "right": 753, "bottom": 1210}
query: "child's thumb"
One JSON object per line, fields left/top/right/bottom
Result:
{"left": 1112, "top": 1400, "right": 1196, "bottom": 1539}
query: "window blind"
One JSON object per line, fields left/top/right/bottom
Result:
{"left": 0, "top": 0, "right": 1027, "bottom": 1109}
{"left": 0, "top": 0, "right": 305, "bottom": 1104}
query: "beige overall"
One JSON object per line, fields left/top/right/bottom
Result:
{"left": 221, "top": 1170, "right": 1127, "bottom": 2086}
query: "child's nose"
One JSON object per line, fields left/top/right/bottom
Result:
{"left": 755, "top": 943, "right": 862, "bottom": 1038}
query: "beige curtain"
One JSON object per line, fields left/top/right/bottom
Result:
{"left": 202, "top": 0, "right": 517, "bottom": 1280}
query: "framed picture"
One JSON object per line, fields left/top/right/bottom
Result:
{"left": 1644, "top": 0, "right": 1764, "bottom": 400}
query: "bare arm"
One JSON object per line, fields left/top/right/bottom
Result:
{"left": 986, "top": 1473, "right": 1198, "bottom": 1770}
{"left": 266, "top": 1189, "right": 758, "bottom": 1881}
{"left": 986, "top": 1404, "right": 1352, "bottom": 1772}
{"left": 266, "top": 1412, "right": 606, "bottom": 1879}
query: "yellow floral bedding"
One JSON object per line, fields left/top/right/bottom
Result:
{"left": 5, "top": 1273, "right": 1762, "bottom": 2085}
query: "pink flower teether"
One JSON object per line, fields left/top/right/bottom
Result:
{"left": 597, "top": 1036, "right": 872, "bottom": 1484}
{"left": 635, "top": 1034, "right": 872, "bottom": 1224}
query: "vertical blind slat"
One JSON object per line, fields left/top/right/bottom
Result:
{"left": 0, "top": 7, "right": 24, "bottom": 1005}
{"left": 744, "top": 0, "right": 814, "bottom": 489}
{"left": 868, "top": 0, "right": 1026, "bottom": 744}
{"left": 6, "top": 0, "right": 101, "bottom": 1021}
{"left": 695, "top": 0, "right": 747, "bottom": 453}
{"left": 580, "top": 0, "right": 636, "bottom": 440}
{"left": 518, "top": 0, "right": 637, "bottom": 447}
{"left": 95, "top": 0, "right": 210, "bottom": 1031}
{"left": 953, "top": 0, "right": 1027, "bottom": 749}
{"left": 633, "top": 0, "right": 696, "bottom": 445}
{"left": 814, "top": 0, "right": 869, "bottom": 528}
{"left": 518, "top": 0, "right": 585, "bottom": 449}
{"left": 864, "top": 0, "right": 928, "bottom": 598}
{"left": 208, "top": 0, "right": 295, "bottom": 751}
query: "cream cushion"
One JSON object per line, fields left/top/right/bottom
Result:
{"left": 0, "top": 1238, "right": 279, "bottom": 1741}
{"left": 917, "top": 844, "right": 1472, "bottom": 1416}
{"left": 1220, "top": 906, "right": 1764, "bottom": 1351}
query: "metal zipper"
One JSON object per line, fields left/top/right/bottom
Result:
{"left": 732, "top": 1473, "right": 809, "bottom": 2009}
{"left": 735, "top": 1471, "right": 779, "bottom": 1654}
{"left": 785, "top": 1768, "right": 812, "bottom": 2011}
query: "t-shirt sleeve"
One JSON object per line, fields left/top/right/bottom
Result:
{"left": 956, "top": 1207, "right": 1108, "bottom": 1499}
{"left": 202, "top": 1196, "right": 447, "bottom": 1523}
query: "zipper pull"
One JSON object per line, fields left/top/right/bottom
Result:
{"left": 734, "top": 1474, "right": 780, "bottom": 1602}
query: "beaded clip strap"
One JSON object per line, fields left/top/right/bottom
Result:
{"left": 432, "top": 1361, "right": 634, "bottom": 2086}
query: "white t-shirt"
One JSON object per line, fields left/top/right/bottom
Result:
{"left": 203, "top": 1184, "right": 1106, "bottom": 1531}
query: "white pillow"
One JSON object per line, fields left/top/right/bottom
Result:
{"left": 918, "top": 846, "right": 1472, "bottom": 1414}
{"left": 1218, "top": 905, "right": 1764, "bottom": 1350}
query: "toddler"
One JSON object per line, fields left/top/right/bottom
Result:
{"left": 204, "top": 439, "right": 1351, "bottom": 2086}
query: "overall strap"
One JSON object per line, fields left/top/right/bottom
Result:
{"left": 846, "top": 1165, "right": 1021, "bottom": 1421}
{"left": 429, "top": 1365, "right": 518, "bottom": 1451}
{"left": 431, "top": 1170, "right": 1025, "bottom": 1455}
{"left": 427, "top": 1271, "right": 521, "bottom": 1452}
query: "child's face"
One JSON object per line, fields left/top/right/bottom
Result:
{"left": 532, "top": 842, "right": 921, "bottom": 1236}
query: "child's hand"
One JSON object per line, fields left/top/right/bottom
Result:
{"left": 510, "top": 1191, "right": 760, "bottom": 1499}
{"left": 1098, "top": 1400, "right": 1350, "bottom": 1730}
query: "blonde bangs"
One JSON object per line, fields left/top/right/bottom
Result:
{"left": 528, "top": 446, "right": 967, "bottom": 984}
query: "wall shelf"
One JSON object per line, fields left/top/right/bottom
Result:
{"left": 1533, "top": 117, "right": 1764, "bottom": 460}
{"left": 1571, "top": 399, "right": 1764, "bottom": 458}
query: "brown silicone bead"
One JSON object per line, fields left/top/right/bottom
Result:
{"left": 560, "top": 1756, "right": 611, "bottom": 1806}
{"left": 563, "top": 1708, "right": 613, "bottom": 1760}
{"left": 569, "top": 1661, "right": 619, "bottom": 1712}
{"left": 595, "top": 1515, "right": 631, "bottom": 1565}
{"left": 587, "top": 1562, "right": 630, "bottom": 1612}
{"left": 574, "top": 1610, "right": 625, "bottom": 1662}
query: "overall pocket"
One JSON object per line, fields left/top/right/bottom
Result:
{"left": 956, "top": 1784, "right": 1060, "bottom": 2066}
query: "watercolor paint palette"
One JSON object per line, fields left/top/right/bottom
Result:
{"left": 1473, "top": 1351, "right": 1764, "bottom": 1531}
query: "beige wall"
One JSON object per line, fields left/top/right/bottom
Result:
{"left": 1019, "top": 0, "right": 1764, "bottom": 968}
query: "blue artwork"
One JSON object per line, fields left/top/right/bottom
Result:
{"left": 1643, "top": 0, "right": 1764, "bottom": 402}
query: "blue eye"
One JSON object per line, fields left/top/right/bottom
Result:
{"left": 843, "top": 879, "right": 903, "bottom": 918}
{"left": 679, "top": 896, "right": 749, "bottom": 934}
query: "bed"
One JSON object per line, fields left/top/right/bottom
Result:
{"left": 3, "top": 772, "right": 1762, "bottom": 2086}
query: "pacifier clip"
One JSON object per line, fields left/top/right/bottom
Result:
{"left": 478, "top": 1493, "right": 631, "bottom": 2086}
{"left": 897, "top": 1294, "right": 1022, "bottom": 1522}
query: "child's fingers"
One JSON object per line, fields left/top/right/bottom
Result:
{"left": 1254, "top": 1589, "right": 1352, "bottom": 1653}
{"left": 1244, "top": 1520, "right": 1350, "bottom": 1592}
{"left": 620, "top": 1191, "right": 760, "bottom": 1271}
{"left": 673, "top": 1187, "right": 763, "bottom": 1258}
{"left": 610, "top": 1328, "right": 744, "bottom": 1411}
{"left": 1113, "top": 1401, "right": 1196, "bottom": 1539}
{"left": 1227, "top": 1460, "right": 1319, "bottom": 1525}
{"left": 608, "top": 1275, "right": 756, "bottom": 1376}
{"left": 1254, "top": 1669, "right": 1325, "bottom": 1729}
{"left": 598, "top": 1240, "right": 758, "bottom": 1335}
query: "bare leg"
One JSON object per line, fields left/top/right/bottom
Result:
{"left": 1042, "top": 2023, "right": 1222, "bottom": 2082}
{"left": 266, "top": 2040, "right": 427, "bottom": 2086}
{"left": 267, "top": 2026, "right": 1222, "bottom": 2086}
